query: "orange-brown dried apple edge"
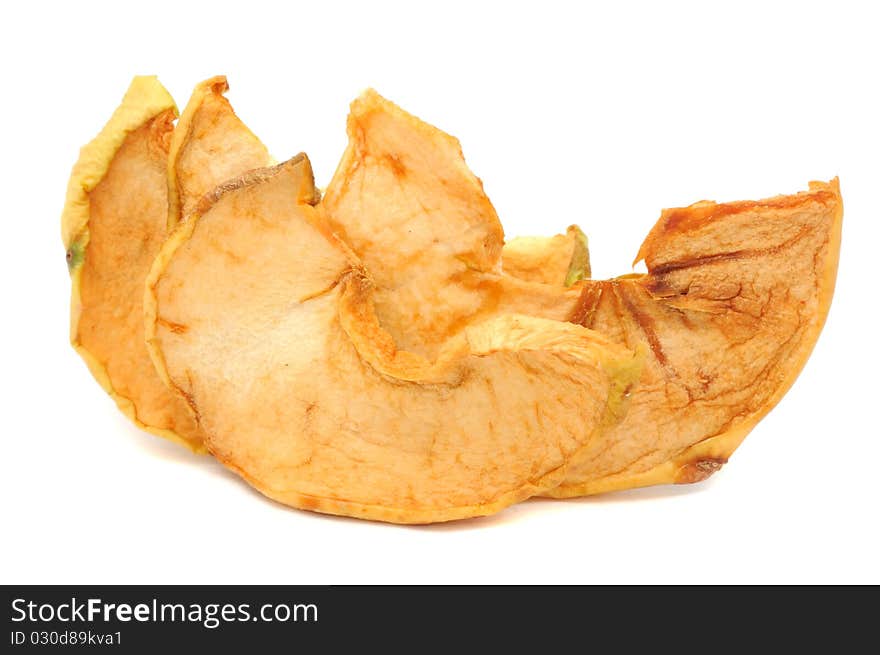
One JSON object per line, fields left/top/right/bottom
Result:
{"left": 145, "top": 155, "right": 643, "bottom": 523}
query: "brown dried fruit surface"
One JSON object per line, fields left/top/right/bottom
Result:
{"left": 546, "top": 181, "right": 842, "bottom": 495}
{"left": 146, "top": 156, "right": 642, "bottom": 523}
{"left": 319, "top": 90, "right": 841, "bottom": 497}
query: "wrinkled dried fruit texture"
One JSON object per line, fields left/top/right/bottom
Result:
{"left": 65, "top": 76, "right": 273, "bottom": 451}
{"left": 504, "top": 225, "right": 591, "bottom": 286}
{"left": 146, "top": 156, "right": 641, "bottom": 523}
{"left": 547, "top": 181, "right": 842, "bottom": 496}
{"left": 321, "top": 92, "right": 585, "bottom": 355}
{"left": 167, "top": 76, "right": 269, "bottom": 226}
{"left": 320, "top": 91, "right": 589, "bottom": 339}
{"left": 318, "top": 90, "right": 840, "bottom": 496}
{"left": 322, "top": 90, "right": 505, "bottom": 359}
{"left": 75, "top": 106, "right": 202, "bottom": 445}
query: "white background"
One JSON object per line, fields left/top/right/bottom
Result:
{"left": 1, "top": 0, "right": 877, "bottom": 584}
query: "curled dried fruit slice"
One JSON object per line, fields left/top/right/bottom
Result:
{"left": 63, "top": 76, "right": 273, "bottom": 451}
{"left": 145, "top": 156, "right": 642, "bottom": 523}
{"left": 504, "top": 225, "right": 591, "bottom": 286}
{"left": 319, "top": 90, "right": 841, "bottom": 496}
{"left": 546, "top": 181, "right": 842, "bottom": 496}
{"left": 322, "top": 90, "right": 505, "bottom": 359}
{"left": 167, "top": 76, "right": 270, "bottom": 226}
{"left": 321, "top": 92, "right": 591, "bottom": 359}
{"left": 61, "top": 76, "right": 203, "bottom": 449}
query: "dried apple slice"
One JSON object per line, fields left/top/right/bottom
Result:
{"left": 319, "top": 90, "right": 841, "bottom": 496}
{"left": 63, "top": 76, "right": 272, "bottom": 451}
{"left": 503, "top": 225, "right": 591, "bottom": 286}
{"left": 167, "top": 76, "right": 270, "bottom": 226}
{"left": 321, "top": 92, "right": 593, "bottom": 361}
{"left": 145, "top": 156, "right": 642, "bottom": 523}
{"left": 544, "top": 181, "right": 842, "bottom": 496}
{"left": 322, "top": 90, "right": 505, "bottom": 359}
{"left": 61, "top": 76, "right": 205, "bottom": 450}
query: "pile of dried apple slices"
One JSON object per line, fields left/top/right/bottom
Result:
{"left": 62, "top": 76, "right": 842, "bottom": 523}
